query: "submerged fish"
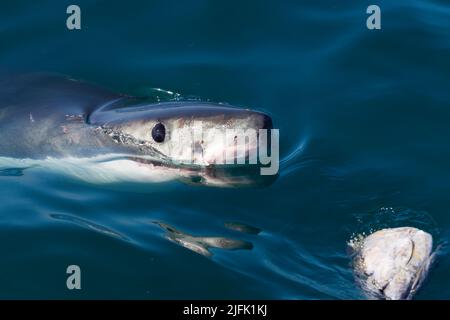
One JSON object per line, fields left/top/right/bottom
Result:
{"left": 0, "top": 73, "right": 276, "bottom": 187}
{"left": 350, "top": 227, "right": 435, "bottom": 300}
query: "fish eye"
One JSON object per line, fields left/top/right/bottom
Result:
{"left": 151, "top": 122, "right": 166, "bottom": 143}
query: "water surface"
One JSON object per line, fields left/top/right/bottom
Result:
{"left": 0, "top": 0, "right": 449, "bottom": 299}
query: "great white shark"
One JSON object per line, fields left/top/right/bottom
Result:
{"left": 0, "top": 74, "right": 276, "bottom": 187}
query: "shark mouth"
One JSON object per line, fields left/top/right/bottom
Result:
{"left": 119, "top": 155, "right": 276, "bottom": 187}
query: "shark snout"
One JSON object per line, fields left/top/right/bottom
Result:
{"left": 198, "top": 113, "right": 273, "bottom": 166}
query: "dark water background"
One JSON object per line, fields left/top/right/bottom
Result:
{"left": 1, "top": 0, "right": 450, "bottom": 299}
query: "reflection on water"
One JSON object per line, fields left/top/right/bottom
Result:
{"left": 50, "top": 213, "right": 128, "bottom": 241}
{"left": 224, "top": 221, "right": 261, "bottom": 235}
{"left": 154, "top": 221, "right": 253, "bottom": 257}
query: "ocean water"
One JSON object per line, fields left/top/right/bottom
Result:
{"left": 1, "top": 0, "right": 450, "bottom": 299}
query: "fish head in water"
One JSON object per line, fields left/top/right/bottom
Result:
{"left": 88, "top": 99, "right": 276, "bottom": 186}
{"left": 351, "top": 227, "right": 434, "bottom": 300}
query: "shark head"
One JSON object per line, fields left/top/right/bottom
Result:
{"left": 87, "top": 99, "right": 278, "bottom": 187}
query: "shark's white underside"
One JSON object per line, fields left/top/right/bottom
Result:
{"left": 0, "top": 154, "right": 182, "bottom": 184}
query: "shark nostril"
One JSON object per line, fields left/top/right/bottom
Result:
{"left": 262, "top": 115, "right": 273, "bottom": 130}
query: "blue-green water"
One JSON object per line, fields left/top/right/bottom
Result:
{"left": 1, "top": 0, "right": 450, "bottom": 299}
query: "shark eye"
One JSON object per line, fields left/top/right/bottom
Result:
{"left": 151, "top": 122, "right": 166, "bottom": 143}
